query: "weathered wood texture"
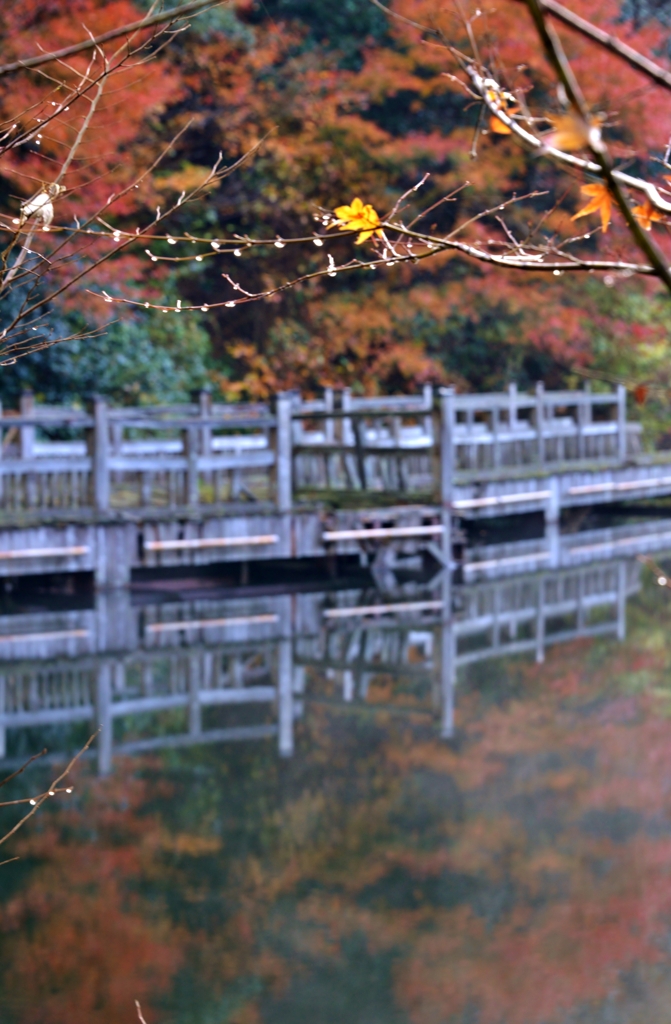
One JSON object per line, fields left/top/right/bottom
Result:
{"left": 0, "top": 384, "right": 665, "bottom": 585}
{"left": 0, "top": 384, "right": 645, "bottom": 518}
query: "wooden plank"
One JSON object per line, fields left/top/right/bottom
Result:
{"left": 323, "top": 525, "right": 443, "bottom": 542}
{"left": 0, "top": 545, "right": 89, "bottom": 560}
{"left": 0, "top": 627, "right": 90, "bottom": 642}
{"left": 146, "top": 613, "right": 279, "bottom": 632}
{"left": 144, "top": 535, "right": 279, "bottom": 552}
{"left": 453, "top": 489, "right": 551, "bottom": 510}
{"left": 323, "top": 600, "right": 443, "bottom": 619}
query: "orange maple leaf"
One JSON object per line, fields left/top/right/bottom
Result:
{"left": 331, "top": 197, "right": 383, "bottom": 244}
{"left": 546, "top": 112, "right": 590, "bottom": 152}
{"left": 631, "top": 197, "right": 664, "bottom": 231}
{"left": 571, "top": 183, "right": 612, "bottom": 233}
{"left": 633, "top": 383, "right": 649, "bottom": 405}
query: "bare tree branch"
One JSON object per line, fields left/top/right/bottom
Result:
{"left": 0, "top": 0, "right": 224, "bottom": 78}
{"left": 516, "top": 0, "right": 671, "bottom": 93}
{"left": 524, "top": 0, "right": 671, "bottom": 293}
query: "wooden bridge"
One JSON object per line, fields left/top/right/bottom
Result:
{"left": 1, "top": 513, "right": 668, "bottom": 773}
{"left": 0, "top": 382, "right": 669, "bottom": 585}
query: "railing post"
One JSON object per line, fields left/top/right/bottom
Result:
{"left": 577, "top": 382, "right": 589, "bottom": 460}
{"left": 492, "top": 405, "right": 501, "bottom": 469}
{"left": 275, "top": 392, "right": 293, "bottom": 513}
{"left": 20, "top": 390, "right": 35, "bottom": 459}
{"left": 183, "top": 425, "right": 199, "bottom": 506}
{"left": 535, "top": 381, "right": 545, "bottom": 466}
{"left": 508, "top": 381, "right": 517, "bottom": 429}
{"left": 439, "top": 387, "right": 455, "bottom": 566}
{"left": 616, "top": 383, "right": 627, "bottom": 463}
{"left": 197, "top": 388, "right": 211, "bottom": 457}
{"left": 91, "top": 396, "right": 110, "bottom": 511}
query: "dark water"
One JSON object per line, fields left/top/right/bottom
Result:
{"left": 2, "top": 553, "right": 671, "bottom": 1024}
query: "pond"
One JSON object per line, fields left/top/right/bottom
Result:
{"left": 2, "top": 540, "right": 671, "bottom": 1024}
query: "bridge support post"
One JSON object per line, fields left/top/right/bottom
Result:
{"left": 545, "top": 475, "right": 561, "bottom": 569}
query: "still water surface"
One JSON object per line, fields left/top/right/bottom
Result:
{"left": 2, "top": 552, "right": 671, "bottom": 1024}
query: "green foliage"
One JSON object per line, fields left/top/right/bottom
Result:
{"left": 0, "top": 311, "right": 211, "bottom": 407}
{"left": 263, "top": 0, "right": 390, "bottom": 66}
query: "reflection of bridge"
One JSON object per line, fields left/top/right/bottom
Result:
{"left": 3, "top": 384, "right": 671, "bottom": 586}
{"left": 1, "top": 515, "right": 666, "bottom": 773}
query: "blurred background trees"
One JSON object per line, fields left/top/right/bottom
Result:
{"left": 3, "top": 0, "right": 671, "bottom": 424}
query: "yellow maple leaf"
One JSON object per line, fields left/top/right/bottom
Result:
{"left": 632, "top": 197, "right": 664, "bottom": 231}
{"left": 332, "top": 196, "right": 383, "bottom": 243}
{"left": 571, "top": 183, "right": 612, "bottom": 233}
{"left": 486, "top": 89, "right": 519, "bottom": 135}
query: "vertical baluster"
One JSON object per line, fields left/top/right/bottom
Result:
{"left": 20, "top": 390, "right": 37, "bottom": 508}
{"left": 617, "top": 383, "right": 627, "bottom": 463}
{"left": 183, "top": 424, "right": 199, "bottom": 506}
{"left": 89, "top": 396, "right": 110, "bottom": 511}
{"left": 535, "top": 381, "right": 545, "bottom": 466}
{"left": 198, "top": 389, "right": 212, "bottom": 500}
{"left": 275, "top": 392, "right": 293, "bottom": 513}
{"left": 507, "top": 382, "right": 517, "bottom": 466}
{"left": 492, "top": 405, "right": 501, "bottom": 470}
{"left": 578, "top": 383, "right": 590, "bottom": 460}
{"left": 440, "top": 387, "right": 455, "bottom": 569}
{"left": 20, "top": 390, "right": 35, "bottom": 459}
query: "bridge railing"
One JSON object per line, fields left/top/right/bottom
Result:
{"left": 451, "top": 383, "right": 641, "bottom": 473}
{"left": 291, "top": 384, "right": 435, "bottom": 495}
{"left": 0, "top": 392, "right": 286, "bottom": 513}
{"left": 0, "top": 383, "right": 648, "bottom": 515}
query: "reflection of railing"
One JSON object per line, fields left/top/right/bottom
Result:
{"left": 0, "top": 544, "right": 645, "bottom": 771}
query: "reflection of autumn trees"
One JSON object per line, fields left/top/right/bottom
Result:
{"left": 4, "top": 579, "right": 671, "bottom": 1022}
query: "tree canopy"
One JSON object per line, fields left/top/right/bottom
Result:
{"left": 3, "top": 0, "right": 671, "bottom": 414}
